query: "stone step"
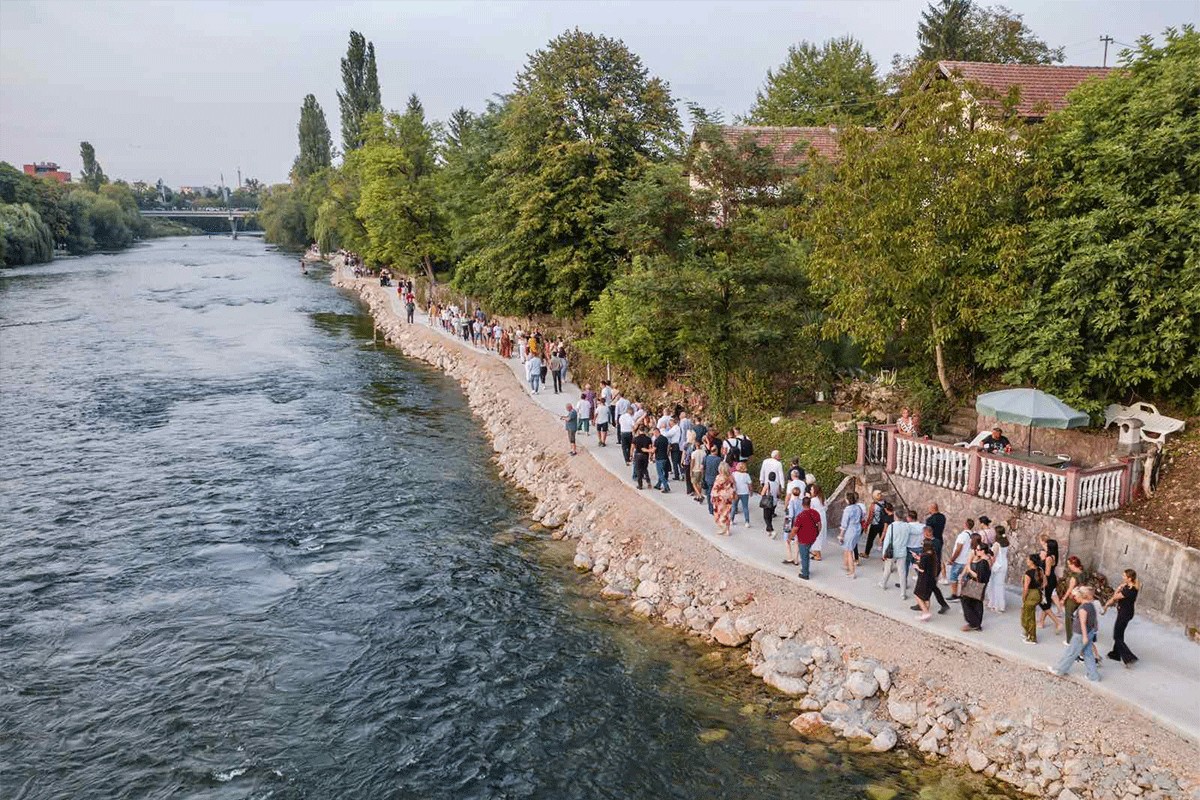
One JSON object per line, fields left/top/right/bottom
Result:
{"left": 949, "top": 407, "right": 977, "bottom": 425}
{"left": 930, "top": 432, "right": 962, "bottom": 445}
{"left": 939, "top": 423, "right": 974, "bottom": 439}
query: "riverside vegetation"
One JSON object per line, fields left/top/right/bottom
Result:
{"left": 264, "top": 16, "right": 1199, "bottom": 426}
{"left": 335, "top": 264, "right": 1200, "bottom": 800}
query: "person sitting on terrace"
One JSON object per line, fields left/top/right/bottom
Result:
{"left": 896, "top": 407, "right": 919, "bottom": 436}
{"left": 980, "top": 427, "right": 1012, "bottom": 454}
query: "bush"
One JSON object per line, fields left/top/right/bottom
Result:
{"left": 737, "top": 409, "right": 857, "bottom": 493}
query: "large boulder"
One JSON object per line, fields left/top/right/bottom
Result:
{"left": 789, "top": 712, "right": 826, "bottom": 735}
{"left": 635, "top": 580, "right": 661, "bottom": 599}
{"left": 763, "top": 670, "right": 809, "bottom": 696}
{"left": 845, "top": 672, "right": 880, "bottom": 700}
{"left": 869, "top": 727, "right": 898, "bottom": 752}
{"left": 711, "top": 614, "right": 749, "bottom": 647}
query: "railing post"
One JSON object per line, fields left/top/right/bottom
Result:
{"left": 1119, "top": 458, "right": 1133, "bottom": 506}
{"left": 885, "top": 428, "right": 897, "bottom": 473}
{"left": 856, "top": 423, "right": 867, "bottom": 468}
{"left": 1062, "top": 466, "right": 1082, "bottom": 521}
{"left": 966, "top": 449, "right": 981, "bottom": 496}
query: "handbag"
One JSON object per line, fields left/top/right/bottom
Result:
{"left": 883, "top": 543, "right": 894, "bottom": 560}
{"left": 759, "top": 492, "right": 776, "bottom": 509}
{"left": 960, "top": 576, "right": 986, "bottom": 601}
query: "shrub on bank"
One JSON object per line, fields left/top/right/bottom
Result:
{"left": 738, "top": 409, "right": 857, "bottom": 493}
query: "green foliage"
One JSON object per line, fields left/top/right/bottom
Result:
{"left": 293, "top": 94, "right": 333, "bottom": 180}
{"left": 0, "top": 202, "right": 55, "bottom": 266}
{"left": 337, "top": 31, "right": 382, "bottom": 153}
{"left": 451, "top": 29, "right": 682, "bottom": 315}
{"left": 580, "top": 124, "right": 817, "bottom": 418}
{"left": 436, "top": 102, "right": 507, "bottom": 266}
{"left": 79, "top": 141, "right": 108, "bottom": 191}
{"left": 800, "top": 71, "right": 1030, "bottom": 397}
{"left": 746, "top": 36, "right": 884, "bottom": 126}
{"left": 259, "top": 182, "right": 311, "bottom": 250}
{"left": 980, "top": 27, "right": 1200, "bottom": 413}
{"left": 737, "top": 412, "right": 858, "bottom": 495}
{"left": 917, "top": 0, "right": 1063, "bottom": 64}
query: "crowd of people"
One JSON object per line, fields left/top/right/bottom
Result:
{"left": 366, "top": 264, "right": 1143, "bottom": 684}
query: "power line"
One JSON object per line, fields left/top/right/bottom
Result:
{"left": 1100, "top": 35, "right": 1115, "bottom": 67}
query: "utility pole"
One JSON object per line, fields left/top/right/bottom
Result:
{"left": 1100, "top": 35, "right": 1114, "bottom": 67}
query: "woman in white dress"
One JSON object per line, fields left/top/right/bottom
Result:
{"left": 809, "top": 484, "right": 827, "bottom": 561}
{"left": 986, "top": 525, "right": 1010, "bottom": 612}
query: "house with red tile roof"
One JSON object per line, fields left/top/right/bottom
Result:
{"left": 930, "top": 60, "right": 1114, "bottom": 122}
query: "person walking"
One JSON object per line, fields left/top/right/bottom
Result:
{"left": 686, "top": 432, "right": 704, "bottom": 500}
{"left": 1104, "top": 569, "right": 1140, "bottom": 667}
{"left": 986, "top": 526, "right": 1011, "bottom": 612}
{"left": 877, "top": 510, "right": 902, "bottom": 591}
{"left": 667, "top": 418, "right": 683, "bottom": 481}
{"left": 1037, "top": 534, "right": 1062, "bottom": 634}
{"left": 759, "top": 450, "right": 783, "bottom": 491}
{"left": 1021, "top": 554, "right": 1045, "bottom": 644}
{"left": 632, "top": 427, "right": 653, "bottom": 490}
{"left": 1050, "top": 587, "right": 1101, "bottom": 682}
{"left": 618, "top": 407, "right": 635, "bottom": 465}
{"left": 959, "top": 543, "right": 991, "bottom": 632}
{"left": 947, "top": 518, "right": 974, "bottom": 601}
{"left": 809, "top": 484, "right": 827, "bottom": 562}
{"left": 703, "top": 446, "right": 723, "bottom": 515}
{"left": 548, "top": 352, "right": 564, "bottom": 393}
{"left": 561, "top": 403, "right": 579, "bottom": 456}
{"left": 526, "top": 354, "right": 543, "bottom": 394}
{"left": 732, "top": 462, "right": 753, "bottom": 527}
{"left": 913, "top": 540, "right": 939, "bottom": 622}
{"left": 898, "top": 511, "right": 925, "bottom": 599}
{"left": 711, "top": 462, "right": 736, "bottom": 536}
{"left": 653, "top": 426, "right": 672, "bottom": 493}
{"left": 405, "top": 296, "right": 415, "bottom": 323}
{"left": 594, "top": 397, "right": 609, "bottom": 446}
{"left": 863, "top": 491, "right": 887, "bottom": 559}
{"left": 760, "top": 469, "right": 780, "bottom": 537}
{"left": 576, "top": 394, "right": 592, "bottom": 437}
{"left": 791, "top": 497, "right": 822, "bottom": 580}
{"left": 838, "top": 491, "right": 865, "bottom": 579}
{"left": 1061, "top": 556, "right": 1087, "bottom": 644}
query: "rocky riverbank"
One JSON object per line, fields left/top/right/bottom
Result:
{"left": 333, "top": 265, "right": 1199, "bottom": 800}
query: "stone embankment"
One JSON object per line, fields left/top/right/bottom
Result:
{"left": 334, "top": 267, "right": 1199, "bottom": 800}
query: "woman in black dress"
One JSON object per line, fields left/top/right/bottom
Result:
{"left": 1036, "top": 534, "right": 1062, "bottom": 634}
{"left": 1104, "top": 568, "right": 1140, "bottom": 667}
{"left": 913, "top": 540, "right": 938, "bottom": 622}
{"left": 960, "top": 543, "right": 991, "bottom": 632}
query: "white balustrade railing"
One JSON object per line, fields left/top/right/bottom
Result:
{"left": 1076, "top": 467, "right": 1124, "bottom": 517}
{"left": 864, "top": 426, "right": 889, "bottom": 465}
{"left": 977, "top": 456, "right": 1067, "bottom": 517}
{"left": 894, "top": 436, "right": 970, "bottom": 492}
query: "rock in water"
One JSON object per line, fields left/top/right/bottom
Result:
{"left": 573, "top": 551, "right": 593, "bottom": 571}
{"left": 789, "top": 712, "right": 826, "bottom": 735}
{"left": 869, "top": 727, "right": 898, "bottom": 752}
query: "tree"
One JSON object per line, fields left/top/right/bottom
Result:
{"left": 356, "top": 99, "right": 444, "bottom": 285}
{"left": 337, "top": 31, "right": 382, "bottom": 153}
{"left": 260, "top": 182, "right": 311, "bottom": 249}
{"left": 293, "top": 94, "right": 333, "bottom": 180}
{"left": 581, "top": 127, "right": 816, "bottom": 417}
{"left": 746, "top": 36, "right": 884, "bottom": 126}
{"left": 436, "top": 101, "right": 507, "bottom": 268}
{"left": 917, "top": 0, "right": 1063, "bottom": 64}
{"left": 980, "top": 27, "right": 1200, "bottom": 413}
{"left": 0, "top": 202, "right": 54, "bottom": 266}
{"left": 79, "top": 141, "right": 107, "bottom": 192}
{"left": 800, "top": 71, "right": 1030, "bottom": 398}
{"left": 452, "top": 29, "right": 681, "bottom": 315}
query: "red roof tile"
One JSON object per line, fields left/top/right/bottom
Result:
{"left": 936, "top": 61, "right": 1113, "bottom": 119}
{"left": 715, "top": 125, "right": 844, "bottom": 166}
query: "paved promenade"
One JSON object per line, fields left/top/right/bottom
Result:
{"left": 358, "top": 271, "right": 1200, "bottom": 744}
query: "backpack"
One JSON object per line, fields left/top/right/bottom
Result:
{"left": 739, "top": 436, "right": 753, "bottom": 459}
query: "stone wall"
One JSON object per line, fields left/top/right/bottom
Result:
{"left": 333, "top": 267, "right": 1199, "bottom": 800}
{"left": 1085, "top": 518, "right": 1200, "bottom": 629}
{"left": 977, "top": 414, "right": 1117, "bottom": 469}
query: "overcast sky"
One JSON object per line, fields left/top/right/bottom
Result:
{"left": 1, "top": 0, "right": 1194, "bottom": 186}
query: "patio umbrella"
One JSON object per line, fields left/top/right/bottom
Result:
{"left": 975, "top": 388, "right": 1089, "bottom": 453}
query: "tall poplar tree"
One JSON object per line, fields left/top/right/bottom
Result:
{"left": 337, "top": 31, "right": 382, "bottom": 153}
{"left": 292, "top": 94, "right": 333, "bottom": 180}
{"left": 79, "top": 141, "right": 107, "bottom": 192}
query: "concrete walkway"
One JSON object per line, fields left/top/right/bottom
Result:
{"left": 356, "top": 270, "right": 1200, "bottom": 744}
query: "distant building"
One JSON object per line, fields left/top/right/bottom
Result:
{"left": 178, "top": 186, "right": 211, "bottom": 196}
{"left": 23, "top": 162, "right": 71, "bottom": 183}
{"left": 928, "top": 61, "right": 1114, "bottom": 123}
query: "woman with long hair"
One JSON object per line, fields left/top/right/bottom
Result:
{"left": 711, "top": 461, "right": 736, "bottom": 536}
{"left": 914, "top": 540, "right": 938, "bottom": 622}
{"left": 986, "top": 526, "right": 1011, "bottom": 612}
{"left": 809, "top": 484, "right": 827, "bottom": 562}
{"left": 1021, "top": 553, "right": 1045, "bottom": 643}
{"left": 1104, "top": 569, "right": 1140, "bottom": 667}
{"left": 1060, "top": 555, "right": 1086, "bottom": 643}
{"left": 960, "top": 542, "right": 992, "bottom": 632}
{"left": 1037, "top": 534, "right": 1062, "bottom": 634}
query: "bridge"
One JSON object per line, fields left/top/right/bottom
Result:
{"left": 141, "top": 209, "right": 256, "bottom": 219}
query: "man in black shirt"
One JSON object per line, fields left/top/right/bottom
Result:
{"left": 653, "top": 427, "right": 671, "bottom": 493}
{"left": 980, "top": 427, "right": 1012, "bottom": 454}
{"left": 925, "top": 501, "right": 948, "bottom": 580}
{"left": 632, "top": 429, "right": 653, "bottom": 490}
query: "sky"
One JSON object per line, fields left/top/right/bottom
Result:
{"left": 1, "top": 0, "right": 1195, "bottom": 187}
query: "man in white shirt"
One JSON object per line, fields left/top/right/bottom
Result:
{"left": 614, "top": 393, "right": 630, "bottom": 421}
{"left": 666, "top": 418, "right": 683, "bottom": 480}
{"left": 900, "top": 510, "right": 926, "bottom": 599}
{"left": 947, "top": 523, "right": 974, "bottom": 600}
{"left": 632, "top": 404, "right": 646, "bottom": 428}
{"left": 618, "top": 409, "right": 636, "bottom": 465}
{"left": 576, "top": 396, "right": 592, "bottom": 436}
{"left": 678, "top": 411, "right": 694, "bottom": 444}
{"left": 759, "top": 450, "right": 784, "bottom": 487}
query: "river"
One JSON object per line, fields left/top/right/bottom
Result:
{"left": 0, "top": 238, "right": 1008, "bottom": 799}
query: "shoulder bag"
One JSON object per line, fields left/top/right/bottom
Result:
{"left": 959, "top": 575, "right": 986, "bottom": 601}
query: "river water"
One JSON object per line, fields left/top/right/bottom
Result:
{"left": 0, "top": 239, "right": 1008, "bottom": 800}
